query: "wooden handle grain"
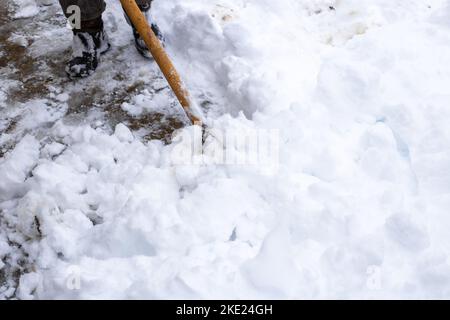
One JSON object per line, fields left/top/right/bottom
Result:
{"left": 120, "top": 0, "right": 201, "bottom": 125}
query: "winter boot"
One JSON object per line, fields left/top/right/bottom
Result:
{"left": 123, "top": 4, "right": 165, "bottom": 59}
{"left": 66, "top": 18, "right": 111, "bottom": 79}
{"left": 132, "top": 22, "right": 165, "bottom": 58}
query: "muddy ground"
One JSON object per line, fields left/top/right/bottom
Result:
{"left": 0, "top": 0, "right": 186, "bottom": 152}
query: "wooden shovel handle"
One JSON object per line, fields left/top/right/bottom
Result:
{"left": 120, "top": 0, "right": 201, "bottom": 125}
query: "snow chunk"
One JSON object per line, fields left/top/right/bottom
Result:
{"left": 114, "top": 123, "right": 134, "bottom": 143}
{"left": 13, "top": 0, "right": 39, "bottom": 19}
{"left": 55, "top": 93, "right": 70, "bottom": 103}
{"left": 0, "top": 235, "right": 11, "bottom": 270}
{"left": 17, "top": 272, "right": 41, "bottom": 300}
{"left": 0, "top": 135, "right": 40, "bottom": 201}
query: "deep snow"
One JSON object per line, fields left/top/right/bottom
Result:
{"left": 1, "top": 0, "right": 450, "bottom": 299}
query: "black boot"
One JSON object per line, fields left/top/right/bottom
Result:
{"left": 123, "top": 4, "right": 165, "bottom": 59}
{"left": 66, "top": 18, "right": 111, "bottom": 79}
{"left": 132, "top": 23, "right": 165, "bottom": 58}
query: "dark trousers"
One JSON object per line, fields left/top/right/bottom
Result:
{"left": 59, "top": 0, "right": 153, "bottom": 21}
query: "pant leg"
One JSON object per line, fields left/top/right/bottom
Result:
{"left": 135, "top": 0, "right": 153, "bottom": 11}
{"left": 59, "top": 0, "right": 106, "bottom": 21}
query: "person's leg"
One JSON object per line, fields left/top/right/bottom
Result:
{"left": 58, "top": 0, "right": 110, "bottom": 78}
{"left": 59, "top": 0, "right": 106, "bottom": 23}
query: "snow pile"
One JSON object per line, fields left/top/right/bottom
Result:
{"left": 2, "top": 0, "right": 450, "bottom": 299}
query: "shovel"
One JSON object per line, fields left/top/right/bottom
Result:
{"left": 120, "top": 0, "right": 203, "bottom": 127}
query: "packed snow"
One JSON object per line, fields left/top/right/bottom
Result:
{"left": 1, "top": 0, "right": 450, "bottom": 299}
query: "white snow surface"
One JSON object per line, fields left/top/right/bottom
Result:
{"left": 2, "top": 0, "right": 450, "bottom": 299}
{"left": 12, "top": 1, "right": 39, "bottom": 19}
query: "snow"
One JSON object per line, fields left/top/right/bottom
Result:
{"left": 2, "top": 0, "right": 450, "bottom": 299}
{"left": 12, "top": 0, "right": 39, "bottom": 19}
{"left": 0, "top": 135, "right": 40, "bottom": 202}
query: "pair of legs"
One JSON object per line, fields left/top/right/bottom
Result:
{"left": 58, "top": 0, "right": 163, "bottom": 78}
